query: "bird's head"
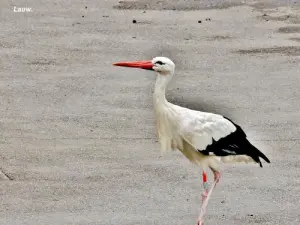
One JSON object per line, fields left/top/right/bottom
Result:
{"left": 113, "top": 56, "right": 175, "bottom": 76}
{"left": 152, "top": 57, "right": 175, "bottom": 74}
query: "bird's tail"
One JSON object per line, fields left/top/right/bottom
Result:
{"left": 247, "top": 142, "right": 270, "bottom": 167}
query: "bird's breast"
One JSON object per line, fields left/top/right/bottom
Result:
{"left": 154, "top": 107, "right": 183, "bottom": 152}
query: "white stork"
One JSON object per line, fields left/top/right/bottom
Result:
{"left": 113, "top": 57, "right": 270, "bottom": 225}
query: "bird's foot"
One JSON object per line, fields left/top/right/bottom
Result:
{"left": 197, "top": 220, "right": 204, "bottom": 225}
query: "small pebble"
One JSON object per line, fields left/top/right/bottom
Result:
{"left": 198, "top": 20, "right": 202, "bottom": 23}
{"left": 82, "top": 15, "right": 84, "bottom": 18}
{"left": 132, "top": 19, "right": 137, "bottom": 23}
{"left": 85, "top": 6, "right": 87, "bottom": 9}
{"left": 205, "top": 18, "right": 211, "bottom": 21}
{"left": 221, "top": 200, "right": 225, "bottom": 203}
{"left": 263, "top": 13, "right": 268, "bottom": 16}
{"left": 72, "top": 22, "right": 81, "bottom": 26}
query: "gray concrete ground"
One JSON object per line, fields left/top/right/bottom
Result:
{"left": 0, "top": 0, "right": 300, "bottom": 224}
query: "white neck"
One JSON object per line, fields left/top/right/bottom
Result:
{"left": 153, "top": 73, "right": 172, "bottom": 108}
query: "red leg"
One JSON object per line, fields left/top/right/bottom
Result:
{"left": 197, "top": 171, "right": 221, "bottom": 225}
{"left": 214, "top": 171, "right": 220, "bottom": 183}
{"left": 202, "top": 171, "right": 209, "bottom": 202}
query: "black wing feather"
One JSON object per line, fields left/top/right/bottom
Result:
{"left": 198, "top": 117, "right": 270, "bottom": 167}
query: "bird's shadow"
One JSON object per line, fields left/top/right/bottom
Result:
{"left": 144, "top": 46, "right": 236, "bottom": 120}
{"left": 167, "top": 94, "right": 235, "bottom": 120}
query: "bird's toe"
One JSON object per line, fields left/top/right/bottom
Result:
{"left": 197, "top": 220, "right": 204, "bottom": 225}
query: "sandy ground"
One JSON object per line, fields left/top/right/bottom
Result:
{"left": 0, "top": 0, "right": 300, "bottom": 224}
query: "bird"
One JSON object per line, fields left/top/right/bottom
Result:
{"left": 113, "top": 56, "right": 270, "bottom": 225}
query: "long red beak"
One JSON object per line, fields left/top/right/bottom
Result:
{"left": 113, "top": 60, "right": 153, "bottom": 70}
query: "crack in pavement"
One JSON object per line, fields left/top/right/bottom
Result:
{"left": 0, "top": 168, "right": 13, "bottom": 180}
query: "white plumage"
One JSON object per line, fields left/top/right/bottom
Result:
{"left": 113, "top": 56, "right": 270, "bottom": 225}
{"left": 154, "top": 90, "right": 256, "bottom": 172}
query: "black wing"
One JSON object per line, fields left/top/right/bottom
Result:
{"left": 198, "top": 117, "right": 270, "bottom": 167}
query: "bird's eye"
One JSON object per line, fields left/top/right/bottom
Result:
{"left": 155, "top": 61, "right": 164, "bottom": 65}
